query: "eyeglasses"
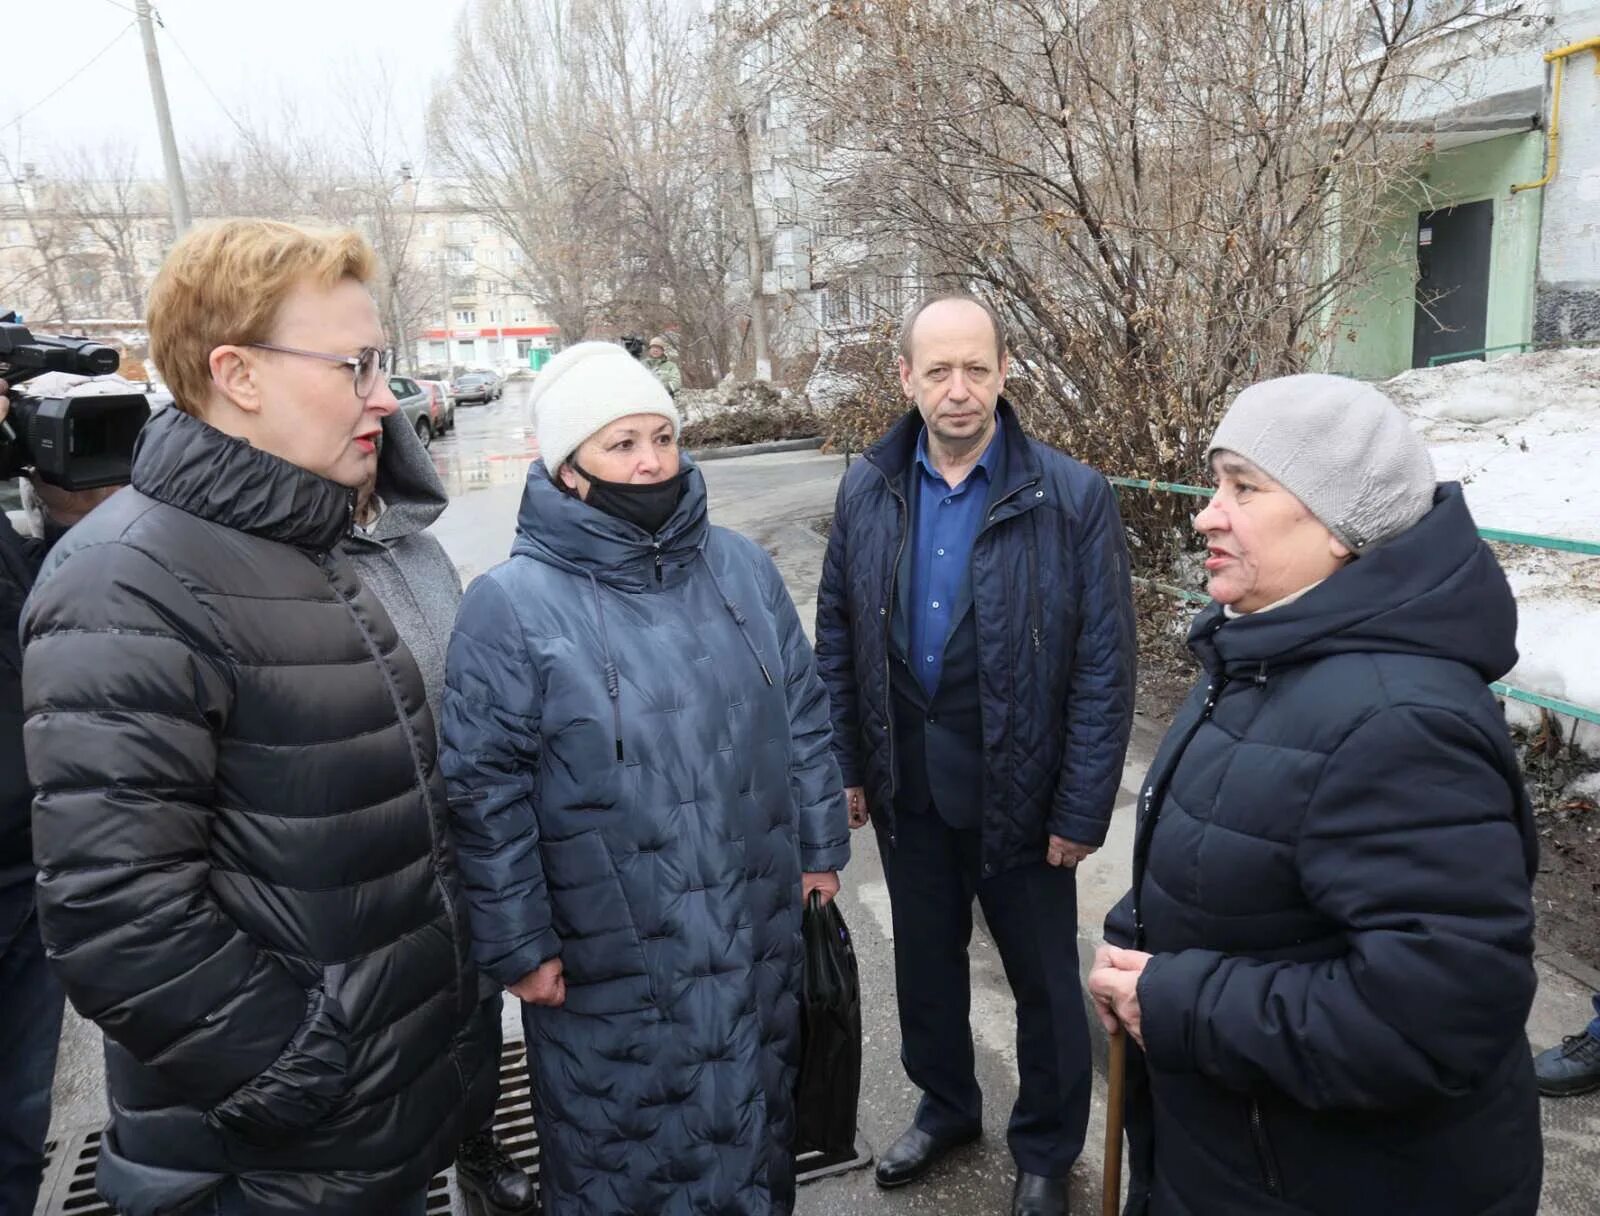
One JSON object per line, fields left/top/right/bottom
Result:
{"left": 247, "top": 342, "right": 392, "bottom": 399}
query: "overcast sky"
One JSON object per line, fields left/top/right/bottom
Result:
{"left": 3, "top": 0, "right": 472, "bottom": 174}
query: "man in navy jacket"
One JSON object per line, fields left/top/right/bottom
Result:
{"left": 815, "top": 296, "right": 1136, "bottom": 1216}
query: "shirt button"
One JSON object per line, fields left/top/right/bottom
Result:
{"left": 926, "top": 714, "right": 937, "bottom": 724}
{"left": 931, "top": 601, "right": 940, "bottom": 609}
{"left": 943, "top": 497, "right": 952, "bottom": 505}
{"left": 937, "top": 548, "right": 945, "bottom": 556}
{"left": 925, "top": 656, "right": 935, "bottom": 664}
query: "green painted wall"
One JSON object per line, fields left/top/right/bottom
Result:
{"left": 1329, "top": 130, "right": 1544, "bottom": 379}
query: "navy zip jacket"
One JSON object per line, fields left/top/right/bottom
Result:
{"left": 1105, "top": 483, "right": 1542, "bottom": 1216}
{"left": 815, "top": 401, "right": 1137, "bottom": 871}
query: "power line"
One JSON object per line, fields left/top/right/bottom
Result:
{"left": 1, "top": 21, "right": 139, "bottom": 136}
{"left": 154, "top": 16, "right": 253, "bottom": 141}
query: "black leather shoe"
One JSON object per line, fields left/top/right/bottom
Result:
{"left": 873, "top": 1123, "right": 981, "bottom": 1188}
{"left": 1012, "top": 1172, "right": 1069, "bottom": 1216}
{"left": 1535, "top": 1030, "right": 1600, "bottom": 1096}
{"left": 456, "top": 1130, "right": 540, "bottom": 1215}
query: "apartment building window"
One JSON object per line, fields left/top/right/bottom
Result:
{"left": 448, "top": 220, "right": 473, "bottom": 241}
{"left": 455, "top": 310, "right": 476, "bottom": 324}
{"left": 516, "top": 338, "right": 533, "bottom": 359}
{"left": 512, "top": 309, "right": 529, "bottom": 323}
{"left": 507, "top": 246, "right": 522, "bottom": 263}
{"left": 488, "top": 310, "right": 502, "bottom": 324}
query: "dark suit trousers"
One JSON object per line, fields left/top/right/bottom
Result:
{"left": 877, "top": 804, "right": 1092, "bottom": 1178}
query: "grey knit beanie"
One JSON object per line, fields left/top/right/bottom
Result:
{"left": 1207, "top": 373, "right": 1436, "bottom": 553}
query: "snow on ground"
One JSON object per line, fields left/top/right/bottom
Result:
{"left": 1381, "top": 350, "right": 1600, "bottom": 749}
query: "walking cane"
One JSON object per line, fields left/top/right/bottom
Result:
{"left": 1102, "top": 1027, "right": 1127, "bottom": 1216}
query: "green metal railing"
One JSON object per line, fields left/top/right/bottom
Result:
{"left": 1110, "top": 477, "right": 1600, "bottom": 727}
{"left": 1425, "top": 337, "right": 1600, "bottom": 367}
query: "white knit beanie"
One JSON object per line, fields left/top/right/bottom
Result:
{"left": 530, "top": 341, "right": 680, "bottom": 472}
{"left": 1208, "top": 373, "right": 1437, "bottom": 553}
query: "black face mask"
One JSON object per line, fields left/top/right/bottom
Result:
{"left": 573, "top": 463, "right": 690, "bottom": 536}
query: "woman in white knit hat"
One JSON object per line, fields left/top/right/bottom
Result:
{"left": 439, "top": 341, "right": 850, "bottom": 1215}
{"left": 1088, "top": 373, "right": 1542, "bottom": 1214}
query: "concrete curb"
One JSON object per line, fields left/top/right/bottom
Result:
{"left": 688, "top": 436, "right": 823, "bottom": 462}
{"left": 1539, "top": 947, "right": 1600, "bottom": 994}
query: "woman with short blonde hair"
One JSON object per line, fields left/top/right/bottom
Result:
{"left": 22, "top": 218, "right": 497, "bottom": 1215}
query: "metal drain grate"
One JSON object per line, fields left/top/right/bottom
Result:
{"left": 57, "top": 1129, "right": 105, "bottom": 1215}
{"left": 36, "top": 1039, "right": 866, "bottom": 1213}
{"left": 38, "top": 1045, "right": 539, "bottom": 1216}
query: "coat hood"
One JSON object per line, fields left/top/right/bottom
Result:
{"left": 347, "top": 410, "right": 449, "bottom": 549}
{"left": 1191, "top": 482, "right": 1518, "bottom": 683}
{"left": 511, "top": 458, "right": 709, "bottom": 591}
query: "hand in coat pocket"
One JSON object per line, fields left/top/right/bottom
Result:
{"left": 510, "top": 957, "right": 566, "bottom": 1007}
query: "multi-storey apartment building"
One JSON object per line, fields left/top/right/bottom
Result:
{"left": 1332, "top": 1, "right": 1600, "bottom": 377}
{"left": 0, "top": 167, "right": 556, "bottom": 375}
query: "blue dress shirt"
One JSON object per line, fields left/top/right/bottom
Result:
{"left": 906, "top": 423, "right": 1003, "bottom": 695}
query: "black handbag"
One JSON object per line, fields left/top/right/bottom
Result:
{"left": 794, "top": 891, "right": 863, "bottom": 1157}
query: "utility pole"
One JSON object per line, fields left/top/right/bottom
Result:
{"left": 135, "top": 0, "right": 191, "bottom": 234}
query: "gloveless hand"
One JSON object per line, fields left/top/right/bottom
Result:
{"left": 1047, "top": 834, "right": 1097, "bottom": 868}
{"left": 802, "top": 870, "right": 840, "bottom": 905}
{"left": 509, "top": 957, "right": 565, "bottom": 1007}
{"left": 844, "top": 786, "right": 869, "bottom": 829}
{"left": 1087, "top": 944, "right": 1151, "bottom": 1047}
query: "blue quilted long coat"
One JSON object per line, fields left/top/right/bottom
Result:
{"left": 441, "top": 462, "right": 850, "bottom": 1215}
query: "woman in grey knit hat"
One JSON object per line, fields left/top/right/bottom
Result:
{"left": 1090, "top": 373, "right": 1542, "bottom": 1214}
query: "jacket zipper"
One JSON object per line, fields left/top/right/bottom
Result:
{"left": 1025, "top": 511, "right": 1042, "bottom": 653}
{"left": 653, "top": 541, "right": 664, "bottom": 585}
{"left": 318, "top": 551, "right": 468, "bottom": 1002}
{"left": 974, "top": 478, "right": 1042, "bottom": 865}
{"left": 1249, "top": 1098, "right": 1284, "bottom": 1197}
{"left": 1132, "top": 669, "right": 1229, "bottom": 948}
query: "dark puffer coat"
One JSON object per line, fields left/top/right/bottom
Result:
{"left": 1105, "top": 484, "right": 1542, "bottom": 1216}
{"left": 2, "top": 511, "right": 43, "bottom": 891}
{"left": 441, "top": 463, "right": 850, "bottom": 1216}
{"left": 21, "top": 408, "right": 495, "bottom": 1216}
{"left": 815, "top": 401, "right": 1136, "bottom": 865}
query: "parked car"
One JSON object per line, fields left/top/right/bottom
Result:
{"left": 451, "top": 370, "right": 503, "bottom": 405}
{"left": 388, "top": 375, "right": 435, "bottom": 446}
{"left": 417, "top": 379, "right": 455, "bottom": 433}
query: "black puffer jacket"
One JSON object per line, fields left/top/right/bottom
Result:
{"left": 1105, "top": 484, "right": 1542, "bottom": 1216}
{"left": 1, "top": 511, "right": 43, "bottom": 890}
{"left": 22, "top": 408, "right": 496, "bottom": 1216}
